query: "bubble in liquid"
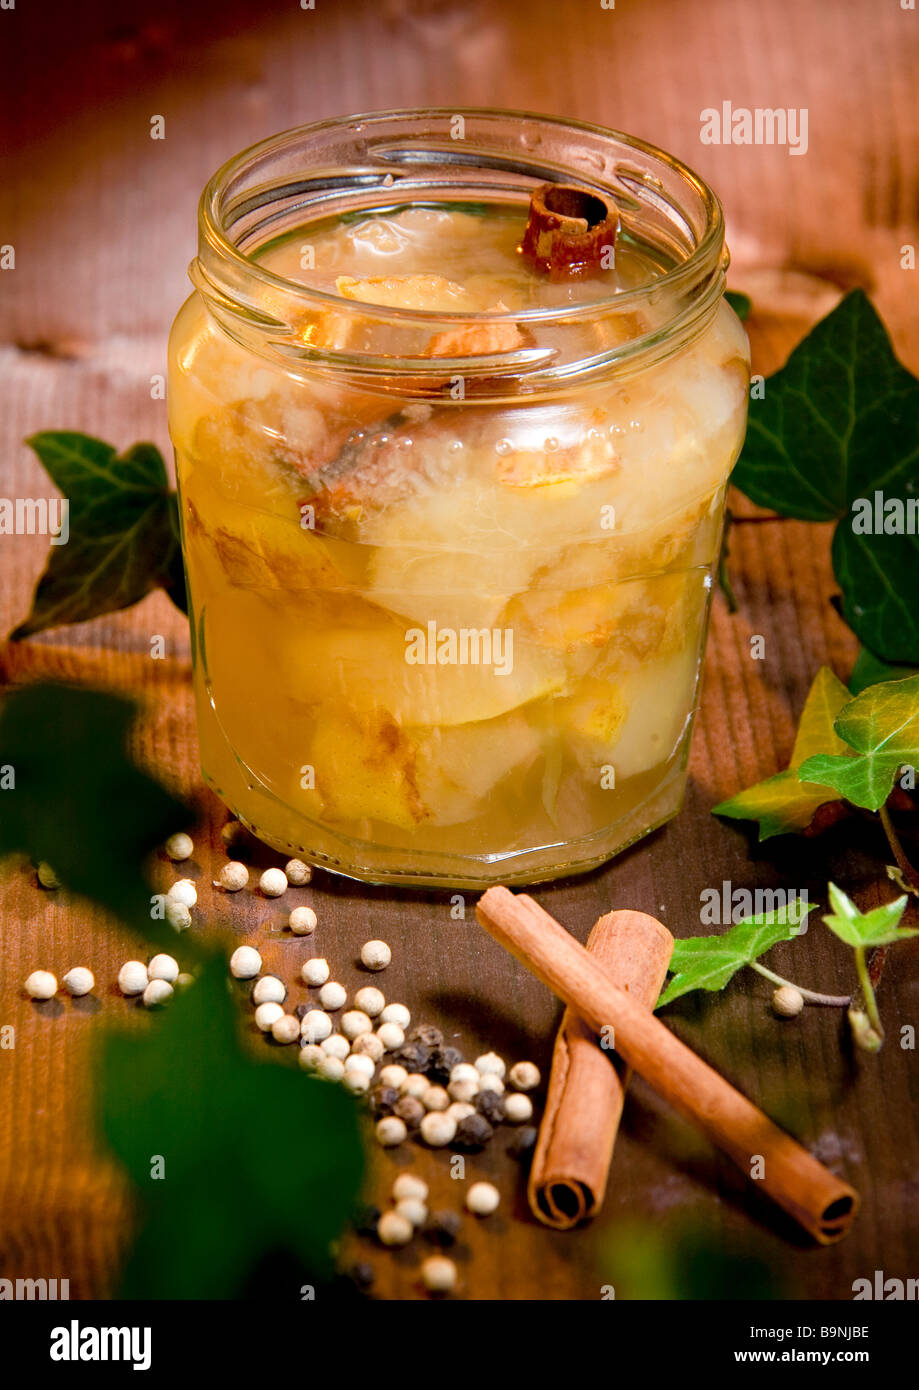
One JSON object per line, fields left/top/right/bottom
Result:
{"left": 495, "top": 438, "right": 514, "bottom": 456}
{"left": 398, "top": 436, "right": 413, "bottom": 451}
{"left": 544, "top": 437, "right": 559, "bottom": 452}
{"left": 448, "top": 440, "right": 464, "bottom": 453}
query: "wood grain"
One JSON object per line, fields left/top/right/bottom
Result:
{"left": 1, "top": 0, "right": 918, "bottom": 1300}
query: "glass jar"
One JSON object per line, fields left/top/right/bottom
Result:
{"left": 167, "top": 109, "right": 749, "bottom": 888}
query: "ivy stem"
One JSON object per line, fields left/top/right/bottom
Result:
{"left": 749, "top": 961, "right": 851, "bottom": 1007}
{"left": 879, "top": 801, "right": 919, "bottom": 893}
{"left": 854, "top": 946, "right": 884, "bottom": 1039}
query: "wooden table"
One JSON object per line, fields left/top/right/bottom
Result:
{"left": 1, "top": 0, "right": 917, "bottom": 1300}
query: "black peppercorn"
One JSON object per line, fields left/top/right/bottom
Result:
{"left": 426, "top": 1044, "right": 465, "bottom": 1085}
{"left": 394, "top": 1095, "right": 425, "bottom": 1128}
{"left": 353, "top": 1204, "right": 380, "bottom": 1238}
{"left": 349, "top": 1261, "right": 375, "bottom": 1291}
{"left": 393, "top": 1041, "right": 431, "bottom": 1073}
{"left": 475, "top": 1089, "right": 506, "bottom": 1124}
{"left": 410, "top": 1023, "right": 444, "bottom": 1049}
{"left": 369, "top": 1084, "right": 400, "bottom": 1116}
{"left": 453, "top": 1113, "right": 494, "bottom": 1150}
{"left": 508, "top": 1125, "right": 538, "bottom": 1160}
{"left": 294, "top": 1002, "right": 310, "bottom": 1020}
{"left": 424, "top": 1210, "right": 462, "bottom": 1246}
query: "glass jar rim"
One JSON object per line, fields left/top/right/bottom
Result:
{"left": 198, "top": 106, "right": 726, "bottom": 327}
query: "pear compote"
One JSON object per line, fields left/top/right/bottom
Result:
{"left": 169, "top": 128, "right": 748, "bottom": 886}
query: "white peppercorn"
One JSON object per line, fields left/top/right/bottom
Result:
{"left": 376, "top": 1022, "right": 405, "bottom": 1052}
{"left": 343, "top": 1070, "right": 371, "bottom": 1096}
{"left": 252, "top": 975, "right": 286, "bottom": 1006}
{"left": 360, "top": 939, "right": 391, "bottom": 971}
{"left": 422, "top": 1255, "right": 457, "bottom": 1294}
{"left": 392, "top": 1173, "right": 429, "bottom": 1203}
{"left": 300, "top": 1010, "right": 333, "bottom": 1044}
{"left": 164, "top": 832, "right": 194, "bottom": 862}
{"left": 508, "top": 1061, "right": 541, "bottom": 1092}
{"left": 259, "top": 867, "right": 288, "bottom": 898}
{"left": 377, "top": 1211, "right": 413, "bottom": 1247}
{"left": 448, "top": 1075, "right": 480, "bottom": 1103}
{"left": 354, "top": 986, "right": 385, "bottom": 1018}
{"left": 504, "top": 1092, "right": 534, "bottom": 1123}
{"left": 773, "top": 985, "right": 805, "bottom": 1018}
{"left": 380, "top": 1064, "right": 408, "bottom": 1089}
{"left": 420, "top": 1111, "right": 457, "bottom": 1147}
{"left": 422, "top": 1084, "right": 450, "bottom": 1112}
{"left": 341, "top": 1010, "right": 373, "bottom": 1041}
{"left": 344, "top": 1052, "right": 375, "bottom": 1080}
{"left": 375, "top": 1116, "right": 407, "bottom": 1148}
{"left": 475, "top": 1051, "right": 506, "bottom": 1078}
{"left": 254, "top": 1001, "right": 285, "bottom": 1032}
{"left": 37, "top": 862, "right": 60, "bottom": 889}
{"left": 450, "top": 1062, "right": 479, "bottom": 1085}
{"left": 117, "top": 961, "right": 148, "bottom": 996}
{"left": 25, "top": 970, "right": 58, "bottom": 1000}
{"left": 447, "top": 1101, "right": 476, "bottom": 1123}
{"left": 350, "top": 1031, "right": 384, "bottom": 1062}
{"left": 215, "top": 861, "right": 248, "bottom": 892}
{"left": 321, "top": 1033, "right": 351, "bottom": 1060}
{"left": 288, "top": 905, "right": 317, "bottom": 935}
{"left": 466, "top": 1181, "right": 501, "bottom": 1216}
{"left": 271, "top": 1013, "right": 301, "bottom": 1045}
{"left": 318, "top": 981, "right": 347, "bottom": 1011}
{"left": 478, "top": 1073, "right": 505, "bottom": 1095}
{"left": 380, "top": 1002, "right": 411, "bottom": 1029}
{"left": 400, "top": 1073, "right": 429, "bottom": 1099}
{"left": 298, "top": 1043, "right": 323, "bottom": 1070}
{"left": 395, "top": 1198, "right": 427, "bottom": 1228}
{"left": 318, "top": 1054, "right": 345, "bottom": 1082}
{"left": 284, "top": 858, "right": 313, "bottom": 886}
{"left": 62, "top": 967, "right": 94, "bottom": 997}
{"left": 229, "top": 946, "right": 262, "bottom": 979}
{"left": 165, "top": 899, "right": 192, "bottom": 932}
{"left": 301, "top": 957, "right": 330, "bottom": 987}
{"left": 147, "top": 953, "right": 179, "bottom": 983}
{"left": 175, "top": 972, "right": 195, "bottom": 991}
{"left": 143, "top": 979, "right": 173, "bottom": 1008}
{"left": 167, "top": 878, "right": 197, "bottom": 908}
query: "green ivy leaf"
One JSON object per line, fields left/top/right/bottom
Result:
{"left": 713, "top": 666, "right": 850, "bottom": 839}
{"left": 97, "top": 958, "right": 364, "bottom": 1298}
{"left": 731, "top": 291, "right": 919, "bottom": 662}
{"left": 657, "top": 898, "right": 815, "bottom": 1007}
{"left": 0, "top": 682, "right": 189, "bottom": 942}
{"left": 822, "top": 881, "right": 917, "bottom": 949}
{"left": 12, "top": 432, "right": 186, "bottom": 641}
{"left": 849, "top": 647, "right": 919, "bottom": 695}
{"left": 798, "top": 673, "right": 919, "bottom": 810}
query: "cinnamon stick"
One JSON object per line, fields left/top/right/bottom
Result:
{"left": 529, "top": 910, "right": 673, "bottom": 1229}
{"left": 477, "top": 888, "right": 859, "bottom": 1244}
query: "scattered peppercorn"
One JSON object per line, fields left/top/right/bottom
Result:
{"left": 165, "top": 899, "right": 192, "bottom": 932}
{"left": 446, "top": 1101, "right": 476, "bottom": 1124}
{"left": 370, "top": 1085, "right": 401, "bottom": 1116}
{"left": 353, "top": 1204, "right": 381, "bottom": 1238}
{"left": 301, "top": 958, "right": 330, "bottom": 987}
{"left": 349, "top": 1262, "right": 374, "bottom": 1291}
{"left": 36, "top": 862, "right": 60, "bottom": 890}
{"left": 478, "top": 1073, "right": 505, "bottom": 1095}
{"left": 318, "top": 1054, "right": 345, "bottom": 1082}
{"left": 379, "top": 1002, "right": 411, "bottom": 1029}
{"left": 422, "top": 1255, "right": 457, "bottom": 1294}
{"left": 411, "top": 1023, "right": 444, "bottom": 1048}
{"left": 164, "top": 832, "right": 194, "bottom": 862}
{"left": 271, "top": 1013, "right": 301, "bottom": 1045}
{"left": 377, "top": 1211, "right": 413, "bottom": 1247}
{"left": 344, "top": 1052, "right": 375, "bottom": 1081}
{"left": 376, "top": 1022, "right": 405, "bottom": 1052}
{"left": 298, "top": 1043, "right": 323, "bottom": 1070}
{"left": 379, "top": 1064, "right": 408, "bottom": 1089}
{"left": 259, "top": 867, "right": 288, "bottom": 898}
{"left": 375, "top": 1116, "right": 408, "bottom": 1148}
{"left": 508, "top": 1060, "right": 541, "bottom": 1092}
{"left": 475, "top": 1050, "right": 506, "bottom": 1078}
{"left": 25, "top": 970, "right": 58, "bottom": 999}
{"left": 354, "top": 986, "right": 385, "bottom": 1018}
{"left": 301, "top": 1010, "right": 333, "bottom": 1044}
{"left": 508, "top": 1125, "right": 538, "bottom": 1160}
{"left": 288, "top": 905, "right": 318, "bottom": 935}
{"left": 255, "top": 1001, "right": 285, "bottom": 1032}
{"left": 284, "top": 858, "right": 313, "bottom": 886}
{"left": 772, "top": 985, "right": 805, "bottom": 1018}
{"left": 454, "top": 1113, "right": 494, "bottom": 1151}
{"left": 420, "top": 1111, "right": 456, "bottom": 1147}
{"left": 322, "top": 1033, "right": 351, "bottom": 1060}
{"left": 394, "top": 1041, "right": 431, "bottom": 1073}
{"left": 215, "top": 861, "right": 248, "bottom": 892}
{"left": 167, "top": 878, "right": 198, "bottom": 908}
{"left": 148, "top": 953, "right": 179, "bottom": 983}
{"left": 294, "top": 1002, "right": 310, "bottom": 1020}
{"left": 400, "top": 1073, "right": 429, "bottom": 1099}
{"left": 421, "top": 1084, "right": 450, "bottom": 1112}
{"left": 423, "top": 1211, "right": 461, "bottom": 1247}
{"left": 229, "top": 946, "right": 262, "bottom": 980}
{"left": 360, "top": 939, "right": 391, "bottom": 971}
{"left": 253, "top": 975, "right": 287, "bottom": 1006}
{"left": 61, "top": 967, "right": 94, "bottom": 997}
{"left": 117, "top": 961, "right": 148, "bottom": 996}
{"left": 319, "top": 980, "right": 347, "bottom": 1011}
{"left": 341, "top": 1010, "right": 373, "bottom": 1041}
{"left": 426, "top": 1044, "right": 464, "bottom": 1085}
{"left": 395, "top": 1197, "right": 427, "bottom": 1228}
{"left": 175, "top": 972, "right": 195, "bottom": 991}
{"left": 393, "top": 1096, "right": 425, "bottom": 1129}
{"left": 351, "top": 1031, "right": 384, "bottom": 1062}
{"left": 393, "top": 1174, "right": 429, "bottom": 1204}
{"left": 466, "top": 1181, "right": 501, "bottom": 1216}
{"left": 504, "top": 1092, "right": 534, "bottom": 1124}
{"left": 143, "top": 979, "right": 173, "bottom": 1008}
{"left": 475, "top": 1089, "right": 506, "bottom": 1125}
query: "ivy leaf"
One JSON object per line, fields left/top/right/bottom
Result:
{"left": 11, "top": 432, "right": 186, "bottom": 641}
{"left": 798, "top": 674, "right": 919, "bottom": 810}
{"left": 849, "top": 646, "right": 919, "bottom": 696}
{"left": 657, "top": 898, "right": 815, "bottom": 1007}
{"left": 731, "top": 291, "right": 919, "bottom": 662}
{"left": 822, "top": 881, "right": 917, "bottom": 949}
{"left": 713, "top": 666, "right": 850, "bottom": 839}
{"left": 0, "top": 682, "right": 190, "bottom": 942}
{"left": 97, "top": 957, "right": 364, "bottom": 1298}
{"left": 725, "top": 290, "right": 751, "bottom": 321}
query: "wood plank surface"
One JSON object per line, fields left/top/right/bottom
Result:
{"left": 1, "top": 0, "right": 917, "bottom": 1300}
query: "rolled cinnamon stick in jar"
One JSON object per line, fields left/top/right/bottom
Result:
{"left": 528, "top": 910, "right": 673, "bottom": 1229}
{"left": 477, "top": 888, "right": 859, "bottom": 1244}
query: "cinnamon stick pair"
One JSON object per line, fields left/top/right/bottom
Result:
{"left": 478, "top": 888, "right": 858, "bottom": 1245}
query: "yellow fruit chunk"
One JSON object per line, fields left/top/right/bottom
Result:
{"left": 413, "top": 711, "right": 540, "bottom": 827}
{"left": 306, "top": 707, "right": 429, "bottom": 830}
{"left": 336, "top": 273, "right": 477, "bottom": 312}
